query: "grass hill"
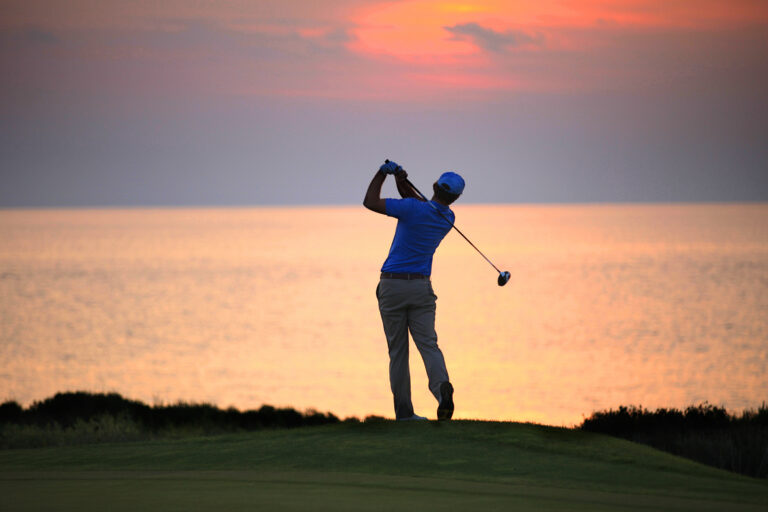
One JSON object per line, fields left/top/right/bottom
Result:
{"left": 2, "top": 420, "right": 767, "bottom": 511}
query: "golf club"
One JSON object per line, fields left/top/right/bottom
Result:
{"left": 385, "top": 160, "right": 511, "bottom": 287}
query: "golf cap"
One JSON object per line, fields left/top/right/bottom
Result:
{"left": 437, "top": 171, "right": 465, "bottom": 195}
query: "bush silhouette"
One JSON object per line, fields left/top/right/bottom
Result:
{"left": 0, "top": 391, "right": 340, "bottom": 447}
{"left": 581, "top": 403, "right": 768, "bottom": 478}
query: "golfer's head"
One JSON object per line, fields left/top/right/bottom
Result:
{"left": 433, "top": 171, "right": 465, "bottom": 205}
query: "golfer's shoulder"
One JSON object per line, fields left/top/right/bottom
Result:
{"left": 411, "top": 198, "right": 438, "bottom": 215}
{"left": 386, "top": 197, "right": 419, "bottom": 218}
{"left": 437, "top": 203, "right": 455, "bottom": 219}
{"left": 389, "top": 197, "right": 421, "bottom": 211}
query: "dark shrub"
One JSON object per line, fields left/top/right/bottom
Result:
{"left": 1, "top": 391, "right": 342, "bottom": 448}
{"left": 0, "top": 401, "right": 23, "bottom": 423}
{"left": 581, "top": 403, "right": 768, "bottom": 478}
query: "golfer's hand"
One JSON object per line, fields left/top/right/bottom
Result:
{"left": 394, "top": 168, "right": 408, "bottom": 180}
{"left": 379, "top": 160, "right": 401, "bottom": 175}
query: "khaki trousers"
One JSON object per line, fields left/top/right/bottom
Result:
{"left": 376, "top": 278, "right": 450, "bottom": 419}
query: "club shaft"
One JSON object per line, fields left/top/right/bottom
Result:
{"left": 404, "top": 178, "right": 502, "bottom": 274}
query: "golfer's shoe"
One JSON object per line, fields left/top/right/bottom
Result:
{"left": 437, "top": 382, "right": 454, "bottom": 421}
{"left": 398, "top": 414, "right": 428, "bottom": 421}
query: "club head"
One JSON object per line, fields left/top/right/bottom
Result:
{"left": 498, "top": 271, "right": 510, "bottom": 287}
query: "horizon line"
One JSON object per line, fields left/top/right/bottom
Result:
{"left": 2, "top": 199, "right": 768, "bottom": 211}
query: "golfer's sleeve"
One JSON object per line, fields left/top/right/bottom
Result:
{"left": 385, "top": 198, "right": 413, "bottom": 219}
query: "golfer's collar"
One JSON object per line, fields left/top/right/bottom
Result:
{"left": 430, "top": 200, "right": 450, "bottom": 210}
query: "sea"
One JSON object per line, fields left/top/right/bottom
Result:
{"left": 1, "top": 204, "right": 766, "bottom": 425}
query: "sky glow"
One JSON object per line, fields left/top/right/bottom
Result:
{"left": 1, "top": 0, "right": 767, "bottom": 205}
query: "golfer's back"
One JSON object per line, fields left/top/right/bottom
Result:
{"left": 381, "top": 198, "right": 454, "bottom": 276}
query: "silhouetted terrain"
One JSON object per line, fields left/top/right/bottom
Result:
{"left": 2, "top": 392, "right": 766, "bottom": 479}
{"left": 581, "top": 403, "right": 768, "bottom": 478}
{"left": 0, "top": 391, "right": 341, "bottom": 447}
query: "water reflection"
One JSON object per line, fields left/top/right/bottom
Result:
{"left": 0, "top": 204, "right": 766, "bottom": 425}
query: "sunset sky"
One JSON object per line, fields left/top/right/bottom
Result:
{"left": 2, "top": 0, "right": 767, "bottom": 206}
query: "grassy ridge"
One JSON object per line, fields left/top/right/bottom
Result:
{"left": 2, "top": 421, "right": 767, "bottom": 511}
{"left": 3, "top": 392, "right": 767, "bottom": 479}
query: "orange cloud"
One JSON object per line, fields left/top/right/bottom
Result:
{"left": 349, "top": 2, "right": 478, "bottom": 60}
{"left": 342, "top": 0, "right": 768, "bottom": 96}
{"left": 349, "top": 0, "right": 768, "bottom": 60}
{"left": 3, "top": 0, "right": 766, "bottom": 102}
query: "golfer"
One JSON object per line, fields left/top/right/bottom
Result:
{"left": 363, "top": 160, "right": 464, "bottom": 421}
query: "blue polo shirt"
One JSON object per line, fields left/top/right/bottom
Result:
{"left": 381, "top": 198, "right": 454, "bottom": 276}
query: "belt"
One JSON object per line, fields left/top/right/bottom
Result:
{"left": 380, "top": 272, "right": 429, "bottom": 280}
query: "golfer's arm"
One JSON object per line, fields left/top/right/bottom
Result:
{"left": 395, "top": 174, "right": 422, "bottom": 200}
{"left": 363, "top": 170, "right": 387, "bottom": 214}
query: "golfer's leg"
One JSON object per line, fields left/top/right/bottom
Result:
{"left": 377, "top": 280, "right": 414, "bottom": 419}
{"left": 408, "top": 281, "right": 449, "bottom": 402}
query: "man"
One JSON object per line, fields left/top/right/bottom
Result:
{"left": 363, "top": 160, "right": 465, "bottom": 421}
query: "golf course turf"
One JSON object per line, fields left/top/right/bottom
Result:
{"left": 2, "top": 420, "right": 767, "bottom": 511}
